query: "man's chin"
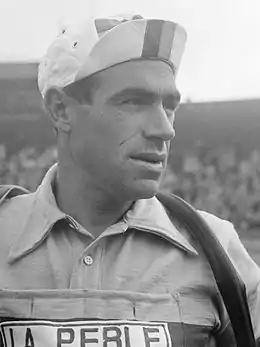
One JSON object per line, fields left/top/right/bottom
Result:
{"left": 128, "top": 179, "right": 161, "bottom": 200}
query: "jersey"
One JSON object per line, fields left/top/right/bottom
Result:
{"left": 0, "top": 164, "right": 260, "bottom": 346}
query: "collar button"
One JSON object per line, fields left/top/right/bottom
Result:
{"left": 83, "top": 256, "right": 93, "bottom": 266}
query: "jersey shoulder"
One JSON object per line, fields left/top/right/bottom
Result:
{"left": 0, "top": 185, "right": 30, "bottom": 204}
{"left": 0, "top": 185, "right": 34, "bottom": 234}
{"left": 197, "top": 209, "right": 238, "bottom": 250}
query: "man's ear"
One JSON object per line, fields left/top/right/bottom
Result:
{"left": 44, "top": 87, "right": 72, "bottom": 133}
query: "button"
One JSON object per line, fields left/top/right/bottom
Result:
{"left": 83, "top": 256, "right": 93, "bottom": 266}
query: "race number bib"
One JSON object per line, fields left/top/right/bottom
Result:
{"left": 0, "top": 320, "right": 172, "bottom": 347}
{"left": 0, "top": 289, "right": 217, "bottom": 346}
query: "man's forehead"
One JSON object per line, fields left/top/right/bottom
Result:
{"left": 97, "top": 60, "right": 177, "bottom": 96}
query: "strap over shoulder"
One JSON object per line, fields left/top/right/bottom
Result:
{"left": 157, "top": 192, "right": 256, "bottom": 347}
{"left": 0, "top": 185, "right": 30, "bottom": 206}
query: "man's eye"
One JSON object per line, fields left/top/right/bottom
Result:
{"left": 122, "top": 98, "right": 145, "bottom": 105}
{"left": 163, "top": 102, "right": 179, "bottom": 112}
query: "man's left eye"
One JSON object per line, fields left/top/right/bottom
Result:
{"left": 163, "top": 102, "right": 178, "bottom": 112}
{"left": 123, "top": 98, "right": 145, "bottom": 105}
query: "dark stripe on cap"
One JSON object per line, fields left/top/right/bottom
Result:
{"left": 142, "top": 20, "right": 164, "bottom": 58}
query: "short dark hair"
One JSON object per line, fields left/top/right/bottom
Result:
{"left": 62, "top": 73, "right": 100, "bottom": 104}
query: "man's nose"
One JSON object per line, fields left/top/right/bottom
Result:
{"left": 142, "top": 105, "right": 176, "bottom": 142}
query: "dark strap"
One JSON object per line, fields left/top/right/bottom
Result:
{"left": 157, "top": 192, "right": 256, "bottom": 347}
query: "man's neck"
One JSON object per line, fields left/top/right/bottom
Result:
{"left": 54, "top": 164, "right": 133, "bottom": 238}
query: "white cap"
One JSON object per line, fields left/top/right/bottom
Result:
{"left": 38, "top": 14, "right": 187, "bottom": 97}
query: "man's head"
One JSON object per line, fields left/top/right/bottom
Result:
{"left": 39, "top": 14, "right": 187, "bottom": 201}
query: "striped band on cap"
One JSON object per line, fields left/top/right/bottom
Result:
{"left": 142, "top": 20, "right": 177, "bottom": 61}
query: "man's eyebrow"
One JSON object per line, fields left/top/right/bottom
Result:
{"left": 107, "top": 87, "right": 181, "bottom": 103}
{"left": 107, "top": 88, "right": 156, "bottom": 102}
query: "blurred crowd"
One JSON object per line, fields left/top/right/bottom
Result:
{"left": 1, "top": 144, "right": 260, "bottom": 233}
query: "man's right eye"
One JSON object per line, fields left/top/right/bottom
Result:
{"left": 122, "top": 98, "right": 143, "bottom": 105}
{"left": 123, "top": 95, "right": 153, "bottom": 106}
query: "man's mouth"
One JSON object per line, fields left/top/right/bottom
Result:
{"left": 130, "top": 153, "right": 166, "bottom": 169}
{"left": 131, "top": 158, "right": 163, "bottom": 168}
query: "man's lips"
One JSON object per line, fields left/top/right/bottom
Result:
{"left": 130, "top": 153, "right": 166, "bottom": 168}
{"left": 131, "top": 153, "right": 166, "bottom": 162}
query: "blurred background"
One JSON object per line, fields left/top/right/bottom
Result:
{"left": 0, "top": 0, "right": 260, "bottom": 263}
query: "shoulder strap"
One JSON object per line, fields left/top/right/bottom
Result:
{"left": 157, "top": 192, "right": 256, "bottom": 347}
{"left": 0, "top": 185, "right": 30, "bottom": 205}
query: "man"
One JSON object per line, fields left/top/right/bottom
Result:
{"left": 0, "top": 14, "right": 259, "bottom": 347}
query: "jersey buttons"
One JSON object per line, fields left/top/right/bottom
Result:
{"left": 83, "top": 256, "right": 93, "bottom": 266}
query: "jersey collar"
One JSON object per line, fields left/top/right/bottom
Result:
{"left": 8, "top": 164, "right": 197, "bottom": 263}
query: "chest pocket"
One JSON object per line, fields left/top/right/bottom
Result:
{"left": 0, "top": 289, "right": 218, "bottom": 347}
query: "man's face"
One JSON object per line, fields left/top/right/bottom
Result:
{"left": 67, "top": 60, "right": 180, "bottom": 200}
